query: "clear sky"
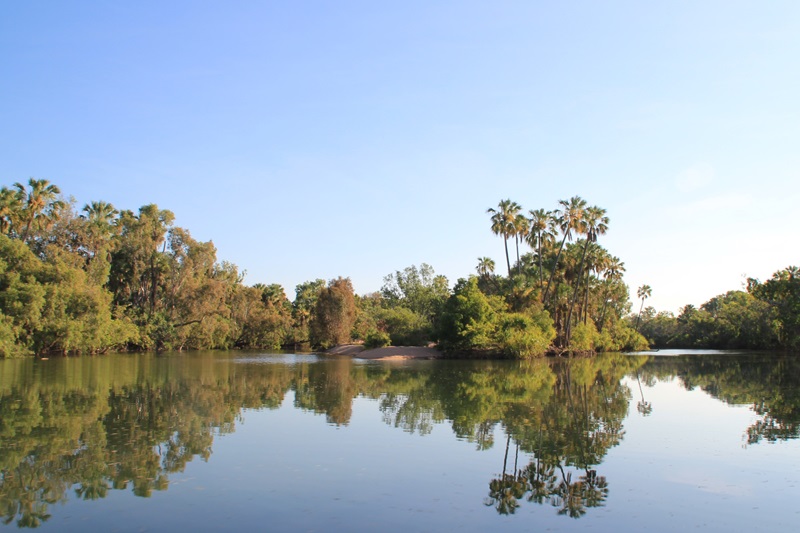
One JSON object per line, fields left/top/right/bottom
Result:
{"left": 1, "top": 1, "right": 798, "bottom": 313}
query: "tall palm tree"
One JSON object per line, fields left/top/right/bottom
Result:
{"left": 526, "top": 209, "right": 553, "bottom": 291}
{"left": 512, "top": 214, "right": 529, "bottom": 276}
{"left": 542, "top": 196, "right": 587, "bottom": 304}
{"left": 13, "top": 178, "right": 66, "bottom": 242}
{"left": 565, "top": 206, "right": 609, "bottom": 339}
{"left": 487, "top": 199, "right": 521, "bottom": 278}
{"left": 581, "top": 246, "right": 609, "bottom": 324}
{"left": 598, "top": 256, "right": 625, "bottom": 331}
{"left": 635, "top": 284, "right": 652, "bottom": 332}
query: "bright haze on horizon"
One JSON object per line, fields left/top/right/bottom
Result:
{"left": 1, "top": 1, "right": 797, "bottom": 314}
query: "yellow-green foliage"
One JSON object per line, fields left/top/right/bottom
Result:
{"left": 569, "top": 321, "right": 599, "bottom": 353}
{"left": 498, "top": 309, "right": 556, "bottom": 358}
{"left": 595, "top": 320, "right": 649, "bottom": 352}
{"left": 0, "top": 234, "right": 135, "bottom": 356}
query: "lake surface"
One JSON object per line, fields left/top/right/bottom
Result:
{"left": 1, "top": 350, "right": 798, "bottom": 531}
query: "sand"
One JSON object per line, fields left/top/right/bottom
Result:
{"left": 325, "top": 344, "right": 441, "bottom": 360}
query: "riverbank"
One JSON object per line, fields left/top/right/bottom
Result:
{"left": 325, "top": 344, "right": 442, "bottom": 360}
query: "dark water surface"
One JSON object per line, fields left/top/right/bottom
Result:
{"left": 1, "top": 351, "right": 798, "bottom": 531}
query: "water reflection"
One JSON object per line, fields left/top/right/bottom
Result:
{"left": 0, "top": 351, "right": 798, "bottom": 527}
{"left": 638, "top": 353, "right": 800, "bottom": 444}
{"left": 482, "top": 357, "right": 628, "bottom": 517}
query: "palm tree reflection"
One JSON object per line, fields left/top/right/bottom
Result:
{"left": 636, "top": 370, "right": 653, "bottom": 416}
{"left": 485, "top": 453, "right": 608, "bottom": 518}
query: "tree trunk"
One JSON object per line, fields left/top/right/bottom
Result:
{"left": 503, "top": 235, "right": 511, "bottom": 278}
{"left": 543, "top": 232, "right": 570, "bottom": 303}
{"left": 565, "top": 238, "right": 590, "bottom": 343}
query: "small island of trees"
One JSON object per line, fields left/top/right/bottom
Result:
{"left": 1, "top": 179, "right": 798, "bottom": 358}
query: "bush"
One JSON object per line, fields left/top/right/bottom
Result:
{"left": 498, "top": 313, "right": 553, "bottom": 358}
{"left": 596, "top": 320, "right": 649, "bottom": 352}
{"left": 376, "top": 307, "right": 429, "bottom": 346}
{"left": 569, "top": 322, "right": 599, "bottom": 353}
{"left": 437, "top": 277, "right": 504, "bottom": 353}
{"left": 365, "top": 330, "right": 391, "bottom": 349}
{"left": 497, "top": 303, "right": 556, "bottom": 358}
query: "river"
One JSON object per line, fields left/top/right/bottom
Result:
{"left": 1, "top": 350, "right": 797, "bottom": 531}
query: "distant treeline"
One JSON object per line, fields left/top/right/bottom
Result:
{"left": 637, "top": 268, "right": 799, "bottom": 351}
{"left": 1, "top": 180, "right": 796, "bottom": 356}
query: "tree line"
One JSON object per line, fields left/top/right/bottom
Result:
{"left": 636, "top": 268, "right": 799, "bottom": 351}
{"left": 2, "top": 179, "right": 796, "bottom": 357}
{"left": 0, "top": 178, "right": 349, "bottom": 355}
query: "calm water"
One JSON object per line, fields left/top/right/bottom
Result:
{"left": 1, "top": 350, "right": 798, "bottom": 531}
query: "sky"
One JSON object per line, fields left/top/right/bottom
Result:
{"left": 1, "top": 1, "right": 798, "bottom": 314}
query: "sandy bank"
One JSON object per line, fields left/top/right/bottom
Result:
{"left": 325, "top": 344, "right": 441, "bottom": 360}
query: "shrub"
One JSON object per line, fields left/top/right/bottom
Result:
{"left": 365, "top": 330, "right": 391, "bottom": 349}
{"left": 376, "top": 307, "right": 429, "bottom": 346}
{"left": 569, "top": 322, "right": 599, "bottom": 353}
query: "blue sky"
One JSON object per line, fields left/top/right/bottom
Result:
{"left": 1, "top": 1, "right": 798, "bottom": 313}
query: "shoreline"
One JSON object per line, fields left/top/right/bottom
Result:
{"left": 325, "top": 344, "right": 441, "bottom": 360}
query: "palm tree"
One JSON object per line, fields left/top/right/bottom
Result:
{"left": 526, "top": 209, "right": 553, "bottom": 291}
{"left": 82, "top": 200, "right": 118, "bottom": 226}
{"left": 635, "top": 284, "right": 652, "bottom": 332}
{"left": 487, "top": 199, "right": 521, "bottom": 277}
{"left": 0, "top": 186, "right": 21, "bottom": 235}
{"left": 512, "top": 214, "right": 529, "bottom": 276}
{"left": 598, "top": 256, "right": 625, "bottom": 331}
{"left": 13, "top": 178, "right": 66, "bottom": 242}
{"left": 635, "top": 370, "right": 653, "bottom": 415}
{"left": 565, "top": 206, "right": 608, "bottom": 340}
{"left": 542, "top": 196, "right": 586, "bottom": 303}
{"left": 582, "top": 246, "right": 609, "bottom": 325}
{"left": 476, "top": 257, "right": 495, "bottom": 279}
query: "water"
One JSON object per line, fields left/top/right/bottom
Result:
{"left": 1, "top": 351, "right": 798, "bottom": 531}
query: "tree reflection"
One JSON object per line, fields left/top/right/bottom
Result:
{"left": 635, "top": 370, "right": 653, "bottom": 416}
{"left": 639, "top": 353, "right": 800, "bottom": 444}
{"left": 483, "top": 356, "right": 626, "bottom": 517}
{"left": 0, "top": 351, "right": 798, "bottom": 527}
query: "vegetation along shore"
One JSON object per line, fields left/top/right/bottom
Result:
{"left": 1, "top": 179, "right": 797, "bottom": 357}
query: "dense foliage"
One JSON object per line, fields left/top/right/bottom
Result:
{"left": 0, "top": 179, "right": 333, "bottom": 355}
{"left": 459, "top": 196, "right": 648, "bottom": 356}
{"left": 3, "top": 180, "right": 794, "bottom": 357}
{"left": 637, "top": 270, "right": 799, "bottom": 351}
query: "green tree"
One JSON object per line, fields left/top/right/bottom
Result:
{"left": 526, "top": 208, "right": 554, "bottom": 291}
{"left": 12, "top": 179, "right": 66, "bottom": 243}
{"left": 564, "top": 206, "right": 608, "bottom": 343}
{"left": 487, "top": 199, "right": 521, "bottom": 278}
{"left": 380, "top": 263, "right": 449, "bottom": 340}
{"left": 748, "top": 266, "right": 800, "bottom": 350}
{"left": 635, "top": 285, "right": 651, "bottom": 332}
{"left": 512, "top": 214, "right": 529, "bottom": 276}
{"left": 543, "top": 196, "right": 587, "bottom": 304}
{"left": 108, "top": 205, "right": 175, "bottom": 317}
{"left": 437, "top": 277, "right": 505, "bottom": 354}
{"left": 598, "top": 256, "right": 625, "bottom": 332}
{"left": 293, "top": 279, "right": 325, "bottom": 343}
{"left": 0, "top": 235, "right": 46, "bottom": 356}
{"left": 0, "top": 187, "right": 22, "bottom": 236}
